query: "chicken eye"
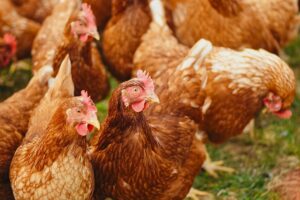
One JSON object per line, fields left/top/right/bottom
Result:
{"left": 76, "top": 109, "right": 81, "bottom": 113}
{"left": 133, "top": 87, "right": 140, "bottom": 93}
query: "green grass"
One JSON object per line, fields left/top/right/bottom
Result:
{"left": 1, "top": 35, "right": 299, "bottom": 200}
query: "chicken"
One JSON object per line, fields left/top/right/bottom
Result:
{"left": 90, "top": 70, "right": 206, "bottom": 200}
{"left": 270, "top": 168, "right": 300, "bottom": 200}
{"left": 0, "top": 33, "right": 17, "bottom": 68}
{"left": 102, "top": 0, "right": 151, "bottom": 81}
{"left": 10, "top": 56, "right": 99, "bottom": 200}
{"left": 12, "top": 0, "right": 111, "bottom": 29}
{"left": 0, "top": 65, "right": 53, "bottom": 199}
{"left": 84, "top": 0, "right": 112, "bottom": 30}
{"left": 163, "top": 0, "right": 300, "bottom": 53}
{"left": 11, "top": 0, "right": 59, "bottom": 23}
{"left": 0, "top": 0, "right": 40, "bottom": 58}
{"left": 134, "top": 0, "right": 296, "bottom": 176}
{"left": 32, "top": 0, "right": 109, "bottom": 102}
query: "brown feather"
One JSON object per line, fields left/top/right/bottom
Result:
{"left": 91, "top": 80, "right": 203, "bottom": 199}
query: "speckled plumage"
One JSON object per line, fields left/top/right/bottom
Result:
{"left": 164, "top": 0, "right": 300, "bottom": 53}
{"left": 134, "top": 0, "right": 296, "bottom": 144}
{"left": 0, "top": 66, "right": 52, "bottom": 199}
{"left": 32, "top": 0, "right": 109, "bottom": 102}
{"left": 10, "top": 58, "right": 94, "bottom": 200}
{"left": 11, "top": 138, "right": 94, "bottom": 200}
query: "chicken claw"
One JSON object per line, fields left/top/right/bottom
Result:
{"left": 185, "top": 188, "right": 214, "bottom": 200}
{"left": 243, "top": 119, "right": 255, "bottom": 139}
{"left": 202, "top": 147, "right": 235, "bottom": 178}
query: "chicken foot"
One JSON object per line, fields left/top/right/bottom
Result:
{"left": 202, "top": 146, "right": 235, "bottom": 178}
{"left": 185, "top": 188, "right": 214, "bottom": 200}
{"left": 243, "top": 119, "right": 255, "bottom": 139}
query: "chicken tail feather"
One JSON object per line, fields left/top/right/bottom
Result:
{"left": 49, "top": 54, "right": 74, "bottom": 97}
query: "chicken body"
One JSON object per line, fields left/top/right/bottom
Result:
{"left": 102, "top": 0, "right": 151, "bottom": 81}
{"left": 270, "top": 168, "right": 300, "bottom": 200}
{"left": 0, "top": 66, "right": 53, "bottom": 199}
{"left": 10, "top": 57, "right": 95, "bottom": 200}
{"left": 91, "top": 78, "right": 205, "bottom": 200}
{"left": 0, "top": 0, "right": 40, "bottom": 58}
{"left": 164, "top": 0, "right": 299, "bottom": 53}
{"left": 10, "top": 106, "right": 94, "bottom": 200}
{"left": 84, "top": 0, "right": 112, "bottom": 30}
{"left": 11, "top": 0, "right": 59, "bottom": 23}
{"left": 32, "top": 0, "right": 109, "bottom": 102}
{"left": 134, "top": 0, "right": 296, "bottom": 144}
{"left": 12, "top": 0, "right": 111, "bottom": 29}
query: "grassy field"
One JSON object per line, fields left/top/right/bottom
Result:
{"left": 1, "top": 35, "right": 299, "bottom": 200}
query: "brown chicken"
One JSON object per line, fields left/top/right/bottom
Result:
{"left": 102, "top": 0, "right": 151, "bottom": 81}
{"left": 134, "top": 0, "right": 296, "bottom": 177}
{"left": 90, "top": 70, "right": 206, "bottom": 200}
{"left": 0, "top": 33, "right": 17, "bottom": 68}
{"left": 11, "top": 0, "right": 59, "bottom": 23}
{"left": 163, "top": 0, "right": 300, "bottom": 53}
{"left": 0, "top": 65, "right": 53, "bottom": 199}
{"left": 10, "top": 56, "right": 99, "bottom": 200}
{"left": 270, "top": 168, "right": 300, "bottom": 200}
{"left": 84, "top": 0, "right": 112, "bottom": 30}
{"left": 32, "top": 0, "right": 109, "bottom": 102}
{"left": 12, "top": 0, "right": 111, "bottom": 29}
{"left": 0, "top": 0, "right": 40, "bottom": 58}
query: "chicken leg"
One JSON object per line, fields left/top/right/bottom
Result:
{"left": 243, "top": 119, "right": 255, "bottom": 139}
{"left": 185, "top": 188, "right": 214, "bottom": 200}
{"left": 202, "top": 146, "right": 235, "bottom": 178}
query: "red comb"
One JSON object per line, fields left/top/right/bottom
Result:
{"left": 80, "top": 90, "right": 97, "bottom": 112}
{"left": 3, "top": 33, "right": 17, "bottom": 55}
{"left": 81, "top": 3, "right": 96, "bottom": 28}
{"left": 136, "top": 70, "right": 155, "bottom": 92}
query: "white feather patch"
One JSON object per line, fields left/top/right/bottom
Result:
{"left": 150, "top": 0, "right": 166, "bottom": 27}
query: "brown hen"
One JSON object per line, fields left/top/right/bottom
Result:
{"left": 0, "top": 0, "right": 40, "bottom": 58}
{"left": 10, "top": 56, "right": 99, "bottom": 200}
{"left": 102, "top": 0, "right": 151, "bottom": 81}
{"left": 164, "top": 0, "right": 300, "bottom": 53}
{"left": 32, "top": 0, "right": 109, "bottom": 102}
{"left": 91, "top": 71, "right": 206, "bottom": 200}
{"left": 0, "top": 65, "right": 53, "bottom": 199}
{"left": 12, "top": 0, "right": 111, "bottom": 29}
{"left": 134, "top": 0, "right": 296, "bottom": 176}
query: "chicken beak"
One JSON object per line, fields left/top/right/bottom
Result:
{"left": 146, "top": 92, "right": 160, "bottom": 104}
{"left": 88, "top": 116, "right": 100, "bottom": 130}
{"left": 90, "top": 30, "right": 100, "bottom": 40}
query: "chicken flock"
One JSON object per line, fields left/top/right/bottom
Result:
{"left": 0, "top": 0, "right": 299, "bottom": 199}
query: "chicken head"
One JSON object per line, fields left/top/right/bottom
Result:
{"left": 71, "top": 3, "right": 100, "bottom": 42}
{"left": 66, "top": 90, "right": 100, "bottom": 136}
{"left": 263, "top": 92, "right": 293, "bottom": 119}
{"left": 0, "top": 33, "right": 17, "bottom": 67}
{"left": 121, "top": 70, "right": 159, "bottom": 112}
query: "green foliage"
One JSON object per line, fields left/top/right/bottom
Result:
{"left": 0, "top": 59, "right": 32, "bottom": 101}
